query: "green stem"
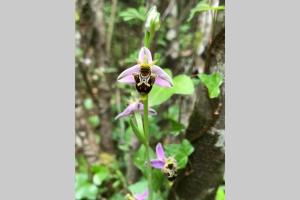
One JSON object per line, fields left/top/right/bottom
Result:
{"left": 143, "top": 95, "right": 153, "bottom": 200}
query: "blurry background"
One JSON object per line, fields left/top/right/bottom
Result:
{"left": 75, "top": 0, "right": 225, "bottom": 199}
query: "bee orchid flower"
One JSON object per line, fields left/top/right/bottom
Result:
{"left": 117, "top": 47, "right": 173, "bottom": 94}
{"left": 125, "top": 189, "right": 148, "bottom": 200}
{"left": 151, "top": 143, "right": 178, "bottom": 181}
{"left": 115, "top": 101, "right": 157, "bottom": 120}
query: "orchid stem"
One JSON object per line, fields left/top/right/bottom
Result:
{"left": 143, "top": 94, "right": 153, "bottom": 200}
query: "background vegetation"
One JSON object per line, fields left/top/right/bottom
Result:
{"left": 75, "top": 0, "right": 225, "bottom": 199}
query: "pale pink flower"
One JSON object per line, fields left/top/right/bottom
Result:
{"left": 117, "top": 47, "right": 173, "bottom": 88}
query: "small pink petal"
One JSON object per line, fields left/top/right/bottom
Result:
{"left": 118, "top": 75, "right": 135, "bottom": 84}
{"left": 138, "top": 47, "right": 153, "bottom": 63}
{"left": 114, "top": 102, "right": 139, "bottom": 120}
{"left": 115, "top": 102, "right": 157, "bottom": 120}
{"left": 117, "top": 64, "right": 140, "bottom": 81}
{"left": 150, "top": 159, "right": 165, "bottom": 169}
{"left": 151, "top": 65, "right": 173, "bottom": 86}
{"left": 154, "top": 76, "right": 172, "bottom": 87}
{"left": 134, "top": 190, "right": 148, "bottom": 200}
{"left": 156, "top": 143, "right": 166, "bottom": 160}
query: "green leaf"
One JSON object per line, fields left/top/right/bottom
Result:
{"left": 76, "top": 183, "right": 98, "bottom": 200}
{"left": 148, "top": 68, "right": 173, "bottom": 106}
{"left": 165, "top": 139, "right": 194, "bottom": 169}
{"left": 92, "top": 166, "right": 109, "bottom": 186}
{"left": 75, "top": 173, "right": 98, "bottom": 200}
{"left": 148, "top": 85, "right": 173, "bottom": 107}
{"left": 75, "top": 173, "right": 88, "bottom": 189}
{"left": 133, "top": 145, "right": 155, "bottom": 175}
{"left": 110, "top": 193, "right": 123, "bottom": 200}
{"left": 88, "top": 115, "right": 100, "bottom": 127}
{"left": 199, "top": 72, "right": 224, "bottom": 98}
{"left": 149, "top": 70, "right": 195, "bottom": 106}
{"left": 216, "top": 186, "right": 225, "bottom": 200}
{"left": 172, "top": 75, "right": 195, "bottom": 95}
{"left": 182, "top": 139, "right": 195, "bottom": 155}
{"left": 128, "top": 179, "right": 148, "bottom": 195}
{"left": 83, "top": 98, "right": 93, "bottom": 110}
{"left": 119, "top": 7, "right": 146, "bottom": 22}
{"left": 188, "top": 2, "right": 210, "bottom": 21}
{"left": 188, "top": 1, "right": 225, "bottom": 21}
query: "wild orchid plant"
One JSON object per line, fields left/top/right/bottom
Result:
{"left": 116, "top": 6, "right": 179, "bottom": 200}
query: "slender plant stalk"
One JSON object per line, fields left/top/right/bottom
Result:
{"left": 142, "top": 94, "right": 153, "bottom": 200}
{"left": 106, "top": 0, "right": 118, "bottom": 58}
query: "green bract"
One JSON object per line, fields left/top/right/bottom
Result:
{"left": 145, "top": 6, "right": 160, "bottom": 32}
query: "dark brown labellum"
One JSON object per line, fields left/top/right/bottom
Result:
{"left": 133, "top": 73, "right": 156, "bottom": 94}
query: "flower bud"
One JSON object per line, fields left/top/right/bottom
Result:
{"left": 145, "top": 6, "right": 160, "bottom": 32}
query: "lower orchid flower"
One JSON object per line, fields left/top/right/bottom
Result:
{"left": 125, "top": 189, "right": 148, "bottom": 200}
{"left": 115, "top": 101, "right": 157, "bottom": 120}
{"left": 150, "top": 143, "right": 178, "bottom": 181}
{"left": 117, "top": 47, "right": 173, "bottom": 94}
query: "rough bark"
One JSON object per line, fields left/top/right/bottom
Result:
{"left": 168, "top": 27, "right": 225, "bottom": 200}
{"left": 77, "top": 0, "right": 116, "bottom": 155}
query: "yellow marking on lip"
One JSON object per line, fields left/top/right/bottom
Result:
{"left": 138, "top": 60, "right": 156, "bottom": 67}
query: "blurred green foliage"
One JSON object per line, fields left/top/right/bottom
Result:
{"left": 119, "top": 7, "right": 147, "bottom": 22}
{"left": 188, "top": 0, "right": 225, "bottom": 21}
{"left": 164, "top": 139, "right": 194, "bottom": 169}
{"left": 75, "top": 0, "right": 225, "bottom": 199}
{"left": 216, "top": 186, "right": 225, "bottom": 200}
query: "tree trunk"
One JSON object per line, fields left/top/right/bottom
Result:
{"left": 76, "top": 0, "right": 115, "bottom": 158}
{"left": 168, "top": 27, "right": 225, "bottom": 200}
